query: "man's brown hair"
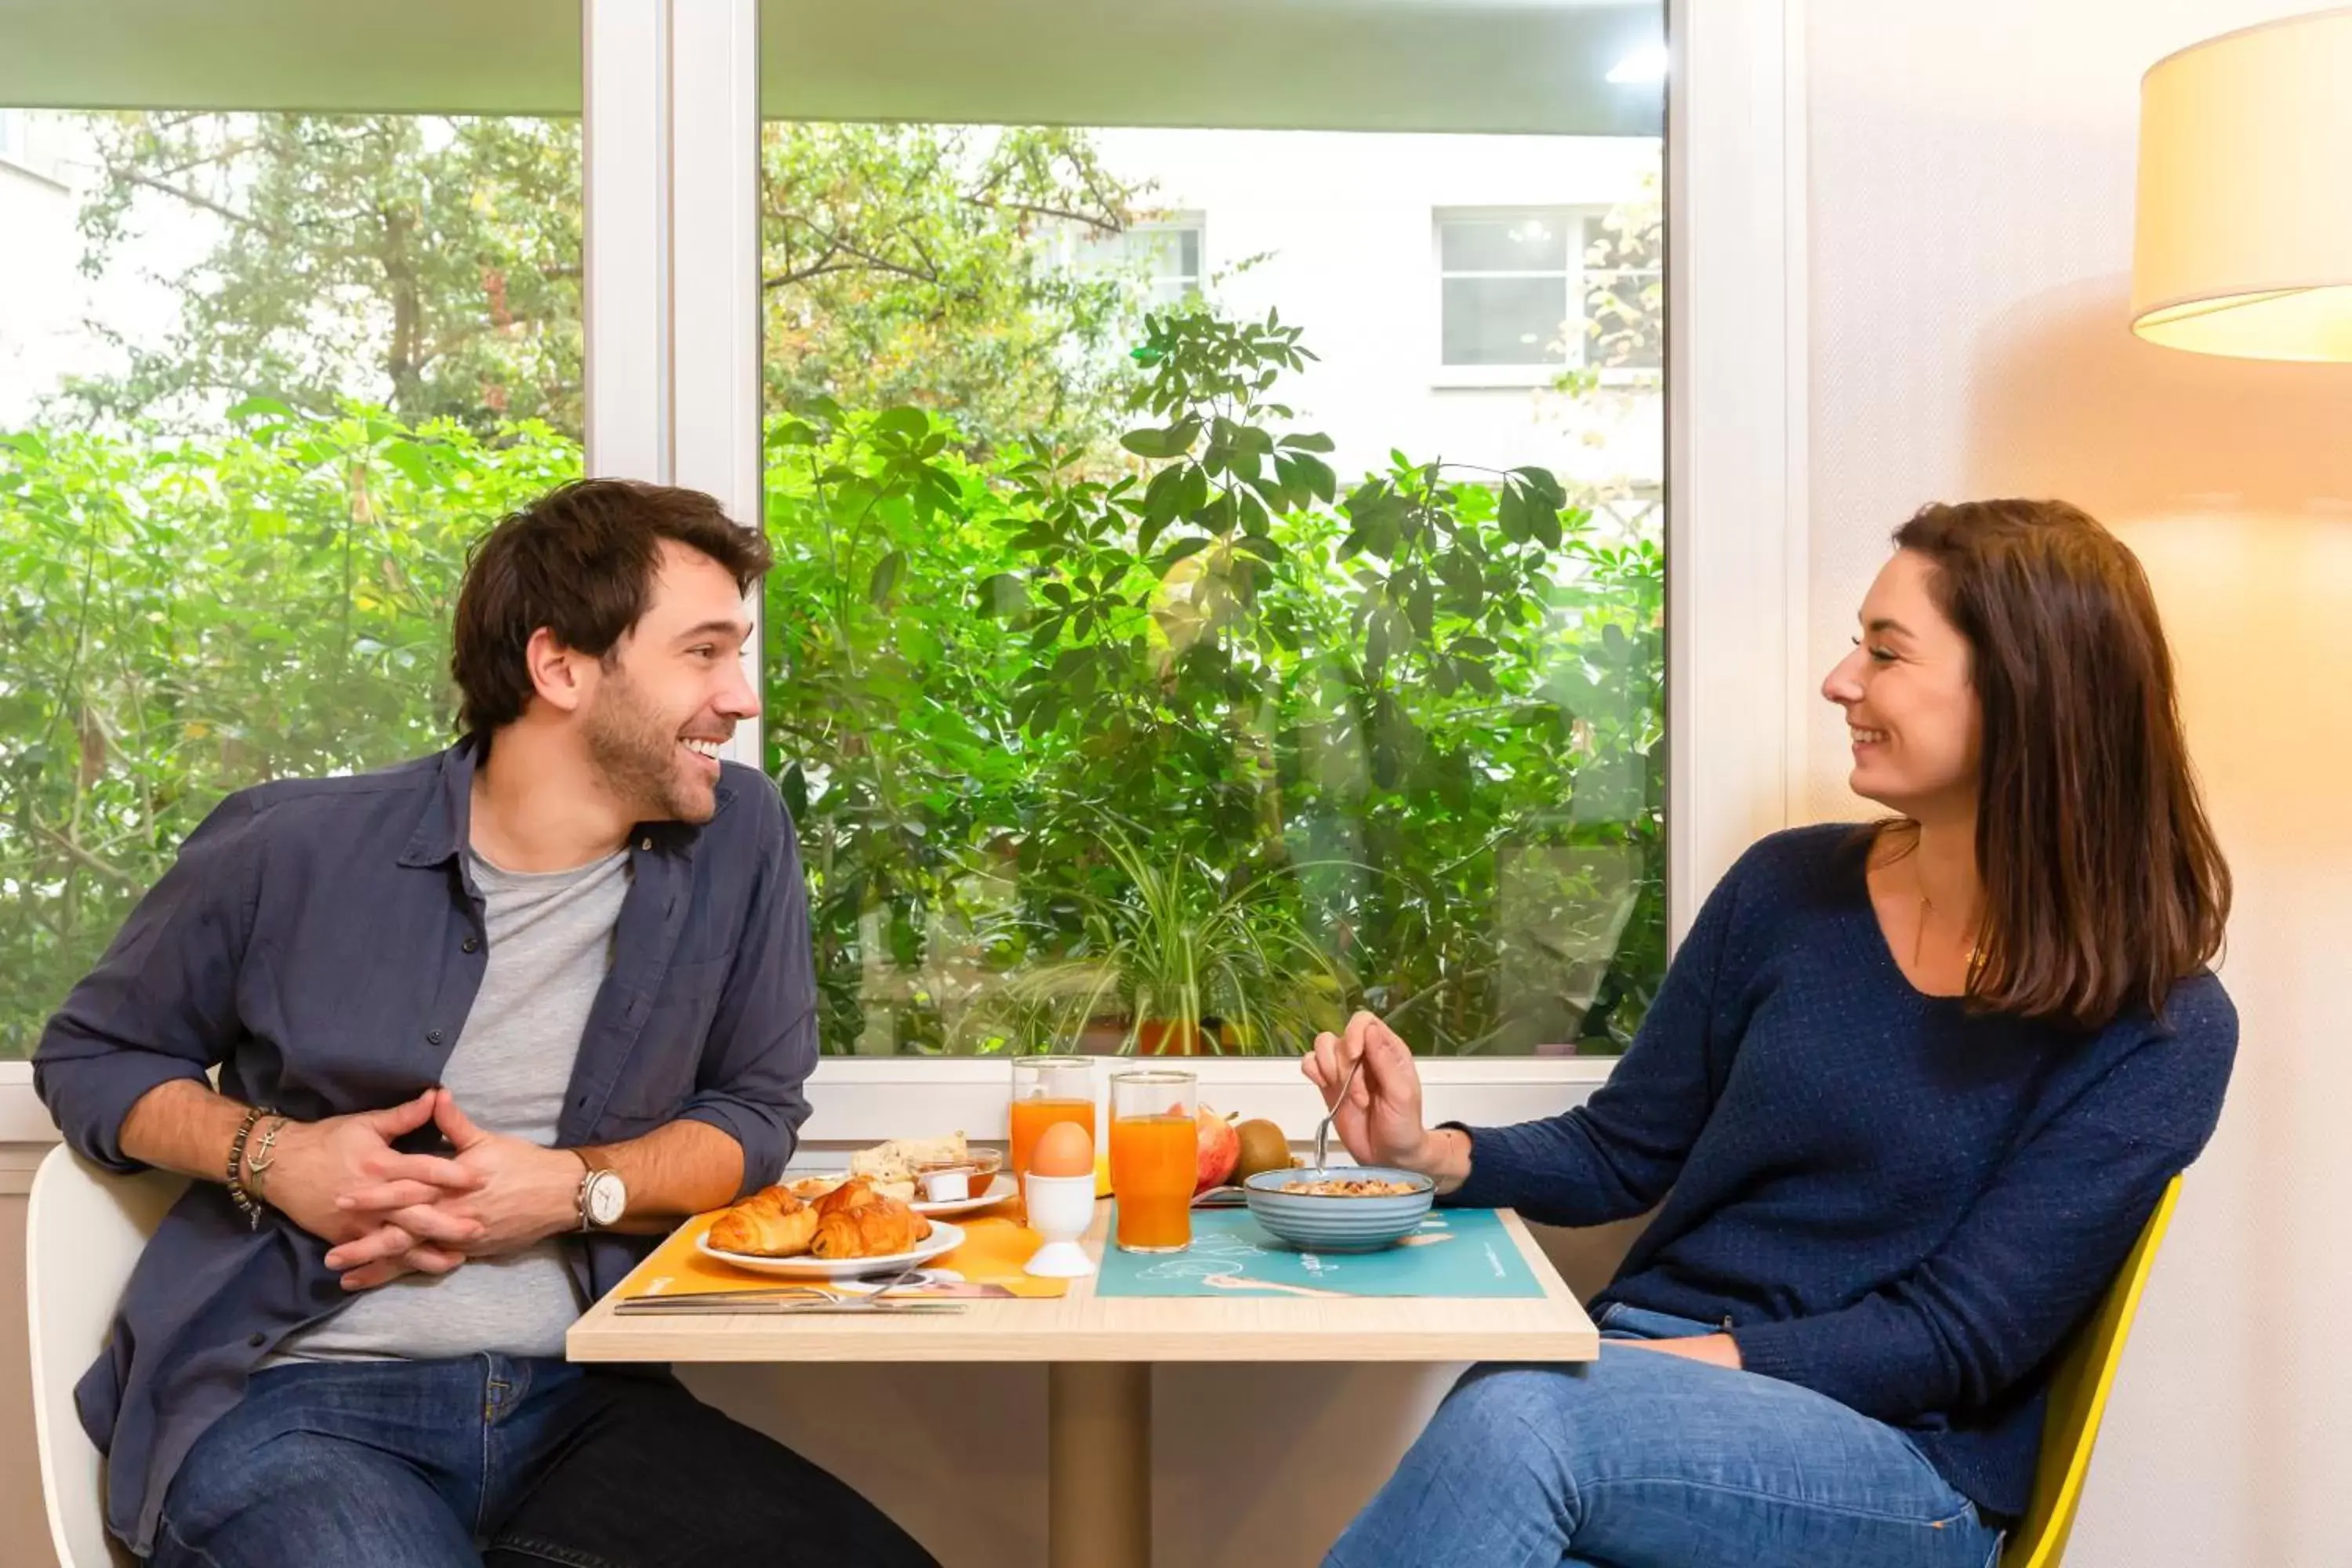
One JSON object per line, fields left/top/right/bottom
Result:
{"left": 450, "top": 478, "right": 771, "bottom": 735}
{"left": 1893, "top": 499, "right": 2230, "bottom": 1030}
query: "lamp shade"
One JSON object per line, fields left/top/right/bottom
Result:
{"left": 2131, "top": 8, "right": 2352, "bottom": 361}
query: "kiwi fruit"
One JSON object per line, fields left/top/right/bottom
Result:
{"left": 1232, "top": 1118, "right": 1292, "bottom": 1183}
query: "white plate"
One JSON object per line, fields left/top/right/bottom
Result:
{"left": 782, "top": 1171, "right": 1014, "bottom": 1216}
{"left": 697, "top": 1218, "right": 967, "bottom": 1279}
{"left": 909, "top": 1173, "right": 1017, "bottom": 1216}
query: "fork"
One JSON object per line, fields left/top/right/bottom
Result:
{"left": 615, "top": 1263, "right": 951, "bottom": 1316}
{"left": 1312, "top": 1052, "right": 1364, "bottom": 1174}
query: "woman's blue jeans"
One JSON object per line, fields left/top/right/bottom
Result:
{"left": 1326, "top": 1304, "right": 2007, "bottom": 1568}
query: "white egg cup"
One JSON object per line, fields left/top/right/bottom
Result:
{"left": 1022, "top": 1171, "right": 1098, "bottom": 1279}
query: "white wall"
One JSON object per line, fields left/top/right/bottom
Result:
{"left": 1095, "top": 128, "right": 1664, "bottom": 489}
{"left": 1807, "top": 3, "right": 2352, "bottom": 1565}
{"left": 0, "top": 117, "right": 80, "bottom": 426}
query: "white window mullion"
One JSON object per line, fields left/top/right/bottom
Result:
{"left": 583, "top": 0, "right": 672, "bottom": 485}
{"left": 666, "top": 0, "right": 765, "bottom": 770}
{"left": 1664, "top": 0, "right": 1809, "bottom": 938}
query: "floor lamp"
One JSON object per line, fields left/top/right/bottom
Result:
{"left": 2132, "top": 8, "right": 2352, "bottom": 363}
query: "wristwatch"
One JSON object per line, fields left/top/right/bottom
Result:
{"left": 574, "top": 1156, "right": 627, "bottom": 1232}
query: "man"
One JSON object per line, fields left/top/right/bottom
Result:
{"left": 35, "top": 479, "right": 938, "bottom": 1567}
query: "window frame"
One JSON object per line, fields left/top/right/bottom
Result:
{"left": 1069, "top": 210, "right": 1206, "bottom": 307}
{"left": 0, "top": 0, "right": 1809, "bottom": 1154}
{"left": 1431, "top": 202, "right": 1595, "bottom": 386}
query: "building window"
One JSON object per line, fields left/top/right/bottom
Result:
{"left": 1437, "top": 206, "right": 1662, "bottom": 377}
{"left": 1438, "top": 209, "right": 1580, "bottom": 368}
{"left": 1076, "top": 215, "right": 1204, "bottom": 309}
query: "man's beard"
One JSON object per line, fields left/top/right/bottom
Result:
{"left": 583, "top": 667, "right": 713, "bottom": 824}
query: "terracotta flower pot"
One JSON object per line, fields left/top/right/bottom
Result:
{"left": 1132, "top": 1018, "right": 1203, "bottom": 1056}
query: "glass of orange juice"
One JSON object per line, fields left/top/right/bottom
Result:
{"left": 1109, "top": 1069, "right": 1196, "bottom": 1253}
{"left": 1010, "top": 1056, "right": 1097, "bottom": 1203}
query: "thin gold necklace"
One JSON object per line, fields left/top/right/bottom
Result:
{"left": 1917, "top": 887, "right": 1981, "bottom": 970}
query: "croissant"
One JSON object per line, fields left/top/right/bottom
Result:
{"left": 810, "top": 1199, "right": 932, "bottom": 1259}
{"left": 708, "top": 1186, "right": 820, "bottom": 1258}
{"left": 815, "top": 1177, "right": 884, "bottom": 1218}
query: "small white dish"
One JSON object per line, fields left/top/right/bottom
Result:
{"left": 912, "top": 1172, "right": 1018, "bottom": 1216}
{"left": 697, "top": 1219, "right": 966, "bottom": 1279}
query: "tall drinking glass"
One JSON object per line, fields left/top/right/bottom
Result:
{"left": 1010, "top": 1055, "right": 1097, "bottom": 1206}
{"left": 1109, "top": 1069, "right": 1196, "bottom": 1253}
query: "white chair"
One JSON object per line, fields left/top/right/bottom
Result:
{"left": 27, "top": 1144, "right": 186, "bottom": 1568}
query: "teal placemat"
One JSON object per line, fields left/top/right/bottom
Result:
{"left": 1093, "top": 1205, "right": 1544, "bottom": 1298}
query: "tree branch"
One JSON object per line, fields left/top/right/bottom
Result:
{"left": 33, "top": 818, "right": 146, "bottom": 895}
{"left": 106, "top": 165, "right": 267, "bottom": 234}
{"left": 969, "top": 196, "right": 1121, "bottom": 235}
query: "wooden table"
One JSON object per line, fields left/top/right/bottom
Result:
{"left": 568, "top": 1202, "right": 1599, "bottom": 1568}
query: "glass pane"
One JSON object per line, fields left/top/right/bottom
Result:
{"left": 1, "top": 85, "right": 583, "bottom": 1054}
{"left": 1583, "top": 213, "right": 1663, "bottom": 371}
{"left": 1439, "top": 213, "right": 1570, "bottom": 274}
{"left": 760, "top": 10, "right": 1664, "bottom": 1060}
{"left": 1442, "top": 276, "right": 1573, "bottom": 365}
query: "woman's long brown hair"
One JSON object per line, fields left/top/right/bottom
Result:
{"left": 1893, "top": 499, "right": 2230, "bottom": 1030}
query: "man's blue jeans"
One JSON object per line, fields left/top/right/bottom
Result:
{"left": 149, "top": 1354, "right": 937, "bottom": 1567}
{"left": 1327, "top": 1304, "right": 2007, "bottom": 1568}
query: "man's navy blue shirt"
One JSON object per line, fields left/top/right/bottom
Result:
{"left": 34, "top": 739, "right": 818, "bottom": 1554}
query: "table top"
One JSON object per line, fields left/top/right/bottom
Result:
{"left": 567, "top": 1201, "right": 1600, "bottom": 1365}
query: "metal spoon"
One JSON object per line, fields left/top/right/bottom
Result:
{"left": 1313, "top": 1052, "right": 1364, "bottom": 1174}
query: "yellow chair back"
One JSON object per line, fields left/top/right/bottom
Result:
{"left": 1998, "top": 1174, "right": 2183, "bottom": 1568}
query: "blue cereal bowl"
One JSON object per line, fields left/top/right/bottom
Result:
{"left": 1242, "top": 1166, "right": 1437, "bottom": 1253}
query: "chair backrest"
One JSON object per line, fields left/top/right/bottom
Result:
{"left": 26, "top": 1145, "right": 187, "bottom": 1568}
{"left": 1998, "top": 1174, "right": 2183, "bottom": 1568}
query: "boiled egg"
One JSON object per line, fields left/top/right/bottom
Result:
{"left": 1030, "top": 1120, "right": 1094, "bottom": 1178}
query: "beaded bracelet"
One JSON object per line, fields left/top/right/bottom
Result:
{"left": 227, "top": 1104, "right": 275, "bottom": 1231}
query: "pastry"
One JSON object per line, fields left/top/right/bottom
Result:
{"left": 849, "top": 1133, "right": 967, "bottom": 1191}
{"left": 708, "top": 1186, "right": 820, "bottom": 1258}
{"left": 815, "top": 1176, "right": 883, "bottom": 1218}
{"left": 809, "top": 1198, "right": 933, "bottom": 1259}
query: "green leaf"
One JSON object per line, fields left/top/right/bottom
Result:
{"left": 1277, "top": 433, "right": 1335, "bottom": 452}
{"left": 225, "top": 396, "right": 299, "bottom": 423}
{"left": 975, "top": 572, "right": 1025, "bottom": 619}
{"left": 1288, "top": 452, "right": 1336, "bottom": 504}
{"left": 1156, "top": 535, "right": 1213, "bottom": 570}
{"left": 867, "top": 550, "right": 907, "bottom": 607}
{"left": 874, "top": 408, "right": 929, "bottom": 443}
{"left": 1497, "top": 482, "right": 1534, "bottom": 544}
{"left": 1120, "top": 418, "right": 1201, "bottom": 460}
{"left": 1142, "top": 463, "right": 1191, "bottom": 524}
{"left": 1177, "top": 463, "right": 1209, "bottom": 517}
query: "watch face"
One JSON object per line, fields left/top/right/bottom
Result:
{"left": 586, "top": 1171, "right": 626, "bottom": 1227}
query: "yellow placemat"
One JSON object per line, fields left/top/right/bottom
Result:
{"left": 619, "top": 1210, "right": 1069, "bottom": 1300}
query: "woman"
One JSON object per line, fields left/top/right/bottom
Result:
{"left": 1308, "top": 499, "right": 2235, "bottom": 1568}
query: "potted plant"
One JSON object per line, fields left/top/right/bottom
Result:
{"left": 971, "top": 828, "right": 1348, "bottom": 1057}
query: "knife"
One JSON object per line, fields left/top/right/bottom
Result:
{"left": 614, "top": 1298, "right": 964, "bottom": 1316}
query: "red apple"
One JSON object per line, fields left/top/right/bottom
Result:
{"left": 1195, "top": 1103, "right": 1240, "bottom": 1192}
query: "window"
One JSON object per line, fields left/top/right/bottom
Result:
{"left": 1438, "top": 204, "right": 1663, "bottom": 380}
{"left": 1074, "top": 216, "right": 1205, "bottom": 308}
{"left": 0, "top": 2, "right": 1814, "bottom": 1127}
{"left": 0, "top": 85, "right": 583, "bottom": 1056}
{"left": 1439, "top": 208, "right": 1582, "bottom": 368}
{"left": 761, "top": 119, "right": 1665, "bottom": 1062}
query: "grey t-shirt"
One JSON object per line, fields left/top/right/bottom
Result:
{"left": 272, "top": 845, "right": 630, "bottom": 1363}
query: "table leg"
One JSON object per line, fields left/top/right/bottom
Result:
{"left": 1047, "top": 1361, "right": 1150, "bottom": 1568}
